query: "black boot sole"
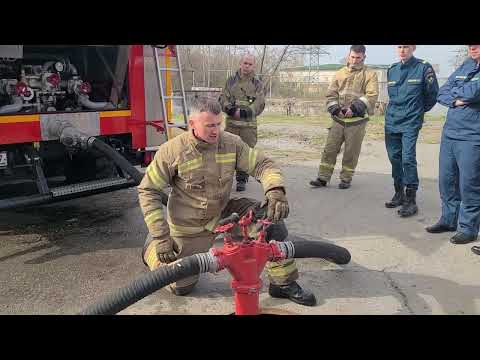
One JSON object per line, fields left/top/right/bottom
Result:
{"left": 310, "top": 181, "right": 327, "bottom": 188}
{"left": 425, "top": 226, "right": 456, "bottom": 234}
{"left": 398, "top": 210, "right": 418, "bottom": 217}
{"left": 385, "top": 202, "right": 403, "bottom": 208}
{"left": 450, "top": 235, "right": 477, "bottom": 244}
{"left": 269, "top": 287, "right": 317, "bottom": 307}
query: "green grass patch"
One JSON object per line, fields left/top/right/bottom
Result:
{"left": 257, "top": 129, "right": 281, "bottom": 139}
{"left": 258, "top": 114, "right": 331, "bottom": 126}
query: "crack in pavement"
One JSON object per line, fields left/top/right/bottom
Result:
{"left": 381, "top": 271, "right": 414, "bottom": 314}
{"left": 378, "top": 264, "right": 414, "bottom": 314}
{"left": 303, "top": 264, "right": 415, "bottom": 314}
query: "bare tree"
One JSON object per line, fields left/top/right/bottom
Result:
{"left": 177, "top": 45, "right": 329, "bottom": 91}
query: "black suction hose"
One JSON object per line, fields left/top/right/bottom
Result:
{"left": 88, "top": 138, "right": 169, "bottom": 206}
{"left": 79, "top": 237, "right": 351, "bottom": 315}
{"left": 291, "top": 240, "right": 351, "bottom": 264}
{"left": 49, "top": 120, "right": 169, "bottom": 206}
{"left": 80, "top": 254, "right": 209, "bottom": 315}
{"left": 89, "top": 138, "right": 144, "bottom": 185}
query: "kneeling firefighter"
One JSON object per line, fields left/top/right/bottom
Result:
{"left": 138, "top": 96, "right": 316, "bottom": 306}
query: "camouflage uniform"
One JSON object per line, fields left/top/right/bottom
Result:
{"left": 219, "top": 70, "right": 265, "bottom": 184}
{"left": 138, "top": 130, "right": 298, "bottom": 293}
{"left": 318, "top": 65, "right": 379, "bottom": 184}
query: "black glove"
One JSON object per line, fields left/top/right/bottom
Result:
{"left": 327, "top": 103, "right": 341, "bottom": 116}
{"left": 350, "top": 99, "right": 367, "bottom": 117}
{"left": 224, "top": 103, "right": 237, "bottom": 117}
{"left": 239, "top": 106, "right": 253, "bottom": 119}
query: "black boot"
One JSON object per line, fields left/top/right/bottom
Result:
{"left": 236, "top": 181, "right": 246, "bottom": 192}
{"left": 338, "top": 180, "right": 351, "bottom": 189}
{"left": 236, "top": 171, "right": 248, "bottom": 192}
{"left": 167, "top": 283, "right": 196, "bottom": 296}
{"left": 310, "top": 178, "right": 327, "bottom": 187}
{"left": 398, "top": 188, "right": 418, "bottom": 217}
{"left": 472, "top": 246, "right": 480, "bottom": 255}
{"left": 450, "top": 232, "right": 477, "bottom": 244}
{"left": 385, "top": 183, "right": 404, "bottom": 208}
{"left": 268, "top": 281, "right": 317, "bottom": 306}
{"left": 425, "top": 221, "right": 456, "bottom": 233}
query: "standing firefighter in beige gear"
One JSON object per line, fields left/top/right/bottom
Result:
{"left": 310, "top": 45, "right": 379, "bottom": 189}
{"left": 219, "top": 53, "right": 266, "bottom": 192}
{"left": 137, "top": 97, "right": 316, "bottom": 306}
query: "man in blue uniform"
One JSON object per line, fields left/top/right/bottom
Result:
{"left": 384, "top": 45, "right": 439, "bottom": 217}
{"left": 426, "top": 45, "right": 480, "bottom": 246}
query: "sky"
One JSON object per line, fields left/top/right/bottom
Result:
{"left": 319, "top": 45, "right": 463, "bottom": 78}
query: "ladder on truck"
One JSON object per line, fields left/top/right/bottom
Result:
{"left": 152, "top": 45, "right": 189, "bottom": 141}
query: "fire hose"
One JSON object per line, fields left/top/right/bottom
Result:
{"left": 52, "top": 122, "right": 168, "bottom": 205}
{"left": 0, "top": 122, "right": 168, "bottom": 210}
{"left": 79, "top": 211, "right": 351, "bottom": 315}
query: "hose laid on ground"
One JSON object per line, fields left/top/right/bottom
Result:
{"left": 79, "top": 239, "right": 351, "bottom": 315}
{"left": 290, "top": 240, "right": 351, "bottom": 264}
{"left": 80, "top": 251, "right": 218, "bottom": 315}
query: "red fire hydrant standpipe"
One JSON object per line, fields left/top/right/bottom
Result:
{"left": 80, "top": 211, "right": 350, "bottom": 316}
{"left": 212, "top": 210, "right": 287, "bottom": 315}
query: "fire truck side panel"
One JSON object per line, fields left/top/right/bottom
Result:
{"left": 99, "top": 111, "right": 131, "bottom": 135}
{"left": 0, "top": 45, "right": 170, "bottom": 206}
{"left": 128, "top": 45, "right": 147, "bottom": 150}
{"left": 0, "top": 115, "right": 41, "bottom": 144}
{"left": 143, "top": 45, "right": 167, "bottom": 149}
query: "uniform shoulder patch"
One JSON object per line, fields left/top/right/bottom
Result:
{"left": 424, "top": 64, "right": 436, "bottom": 83}
{"left": 425, "top": 66, "right": 435, "bottom": 74}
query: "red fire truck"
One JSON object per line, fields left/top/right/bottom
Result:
{"left": 0, "top": 45, "right": 181, "bottom": 210}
